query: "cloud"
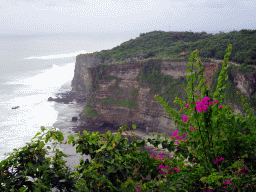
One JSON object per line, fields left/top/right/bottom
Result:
{"left": 31, "top": 0, "right": 161, "bottom": 18}
{"left": 204, "top": 2, "right": 228, "bottom": 9}
{"left": 45, "top": 1, "right": 56, "bottom": 7}
{"left": 204, "top": 0, "right": 255, "bottom": 9}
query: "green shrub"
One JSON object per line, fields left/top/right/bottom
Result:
{"left": 116, "top": 89, "right": 123, "bottom": 95}
{"left": 101, "top": 97, "right": 138, "bottom": 109}
{"left": 130, "top": 89, "right": 139, "bottom": 98}
{"left": 84, "top": 107, "right": 99, "bottom": 117}
{"left": 117, "top": 99, "right": 138, "bottom": 109}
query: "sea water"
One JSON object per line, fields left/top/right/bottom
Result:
{"left": 0, "top": 33, "right": 95, "bottom": 162}
{"left": 0, "top": 32, "right": 136, "bottom": 189}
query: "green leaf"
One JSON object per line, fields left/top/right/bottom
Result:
{"left": 187, "top": 68, "right": 192, "bottom": 73}
{"left": 40, "top": 126, "right": 46, "bottom": 132}
{"left": 0, "top": 160, "right": 7, "bottom": 167}
{"left": 28, "top": 162, "right": 33, "bottom": 169}
{"left": 38, "top": 141, "right": 44, "bottom": 149}
{"left": 132, "top": 124, "right": 137, "bottom": 130}
{"left": 32, "top": 132, "right": 42, "bottom": 140}
{"left": 28, "top": 162, "right": 33, "bottom": 168}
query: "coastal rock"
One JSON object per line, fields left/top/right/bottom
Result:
{"left": 71, "top": 54, "right": 256, "bottom": 137}
{"left": 72, "top": 117, "right": 78, "bottom": 121}
{"left": 11, "top": 106, "right": 20, "bottom": 109}
{"left": 47, "top": 91, "right": 87, "bottom": 104}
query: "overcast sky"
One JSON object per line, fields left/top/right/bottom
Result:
{"left": 1, "top": 0, "right": 256, "bottom": 36}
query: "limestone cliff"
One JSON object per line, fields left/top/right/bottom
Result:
{"left": 71, "top": 55, "right": 256, "bottom": 136}
{"left": 71, "top": 53, "right": 103, "bottom": 97}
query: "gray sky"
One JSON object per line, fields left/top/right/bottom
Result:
{"left": 1, "top": 0, "right": 256, "bottom": 35}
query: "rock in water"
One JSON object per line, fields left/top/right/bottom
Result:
{"left": 12, "top": 106, "right": 20, "bottom": 109}
{"left": 72, "top": 117, "right": 78, "bottom": 121}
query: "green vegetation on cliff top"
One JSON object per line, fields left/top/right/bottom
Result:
{"left": 78, "top": 29, "right": 256, "bottom": 66}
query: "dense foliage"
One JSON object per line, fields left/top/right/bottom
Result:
{"left": 79, "top": 29, "right": 256, "bottom": 66}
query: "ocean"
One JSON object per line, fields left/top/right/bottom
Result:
{"left": 0, "top": 32, "right": 130, "bottom": 163}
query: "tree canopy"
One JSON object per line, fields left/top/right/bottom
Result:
{"left": 81, "top": 29, "right": 256, "bottom": 66}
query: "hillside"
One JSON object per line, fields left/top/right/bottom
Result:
{"left": 87, "top": 29, "right": 256, "bottom": 66}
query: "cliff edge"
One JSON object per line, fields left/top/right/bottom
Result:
{"left": 71, "top": 54, "right": 256, "bottom": 136}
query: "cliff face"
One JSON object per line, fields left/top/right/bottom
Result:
{"left": 71, "top": 54, "right": 103, "bottom": 97}
{"left": 71, "top": 55, "right": 256, "bottom": 136}
{"left": 232, "top": 70, "right": 256, "bottom": 98}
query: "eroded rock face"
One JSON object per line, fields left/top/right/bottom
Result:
{"left": 232, "top": 70, "right": 256, "bottom": 98}
{"left": 71, "top": 55, "right": 256, "bottom": 136}
{"left": 71, "top": 53, "right": 103, "bottom": 97}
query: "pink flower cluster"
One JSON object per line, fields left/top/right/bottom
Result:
{"left": 183, "top": 97, "right": 222, "bottom": 123}
{"left": 234, "top": 167, "right": 248, "bottom": 176}
{"left": 150, "top": 154, "right": 180, "bottom": 175}
{"left": 136, "top": 154, "right": 180, "bottom": 192}
{"left": 213, "top": 157, "right": 225, "bottom": 164}
{"left": 170, "top": 130, "right": 188, "bottom": 145}
{"left": 223, "top": 178, "right": 231, "bottom": 188}
{"left": 202, "top": 189, "right": 213, "bottom": 192}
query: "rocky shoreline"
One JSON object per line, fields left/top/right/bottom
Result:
{"left": 48, "top": 91, "right": 87, "bottom": 104}
{"left": 47, "top": 90, "right": 176, "bottom": 163}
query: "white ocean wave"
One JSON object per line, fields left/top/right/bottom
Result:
{"left": 24, "top": 50, "right": 90, "bottom": 60}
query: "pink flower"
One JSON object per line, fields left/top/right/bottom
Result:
{"left": 242, "top": 167, "right": 248, "bottom": 174}
{"left": 202, "top": 105, "right": 209, "bottom": 112}
{"left": 220, "top": 157, "right": 225, "bottom": 161}
{"left": 209, "top": 101, "right": 214, "bottom": 106}
{"left": 223, "top": 179, "right": 231, "bottom": 185}
{"left": 190, "top": 126, "right": 196, "bottom": 130}
{"left": 194, "top": 140, "right": 197, "bottom": 142}
{"left": 219, "top": 105, "right": 222, "bottom": 108}
{"left": 182, "top": 134, "right": 186, "bottom": 139}
{"left": 185, "top": 104, "right": 189, "bottom": 108}
{"left": 214, "top": 158, "right": 219, "bottom": 164}
{"left": 184, "top": 149, "right": 186, "bottom": 151}
{"left": 174, "top": 168, "right": 180, "bottom": 172}
{"left": 243, "top": 131, "right": 246, "bottom": 134}
{"left": 234, "top": 171, "right": 239, "bottom": 175}
{"left": 201, "top": 96, "right": 210, "bottom": 103}
{"left": 102, "top": 137, "right": 104, "bottom": 141}
{"left": 183, "top": 116, "right": 188, "bottom": 123}
{"left": 170, "top": 130, "right": 179, "bottom": 138}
